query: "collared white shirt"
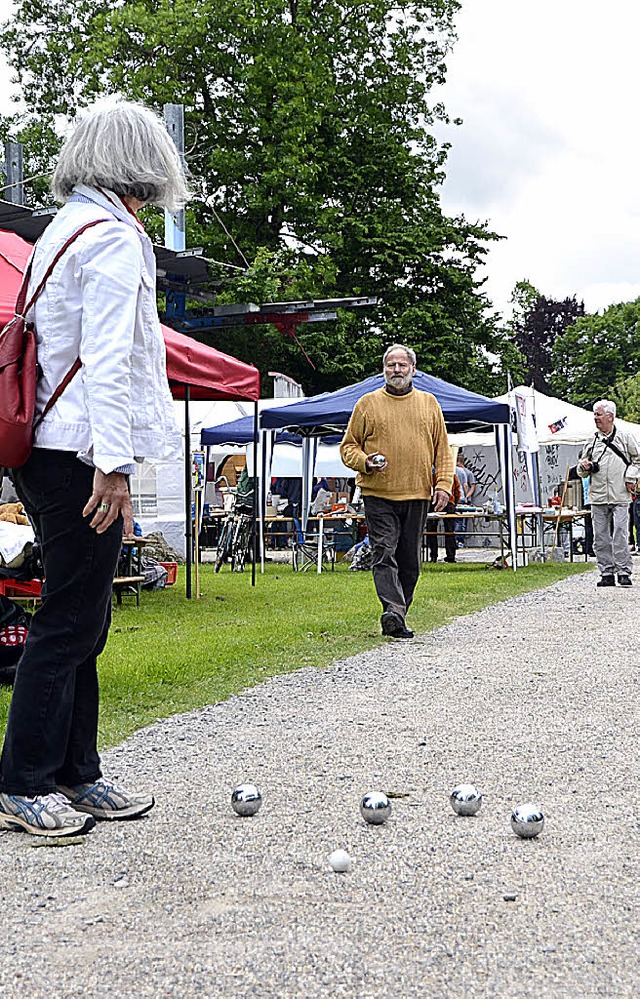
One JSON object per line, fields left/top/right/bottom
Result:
{"left": 27, "top": 185, "right": 181, "bottom": 474}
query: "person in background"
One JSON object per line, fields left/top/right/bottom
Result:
{"left": 0, "top": 100, "right": 189, "bottom": 838}
{"left": 577, "top": 399, "right": 640, "bottom": 587}
{"left": 311, "top": 476, "right": 330, "bottom": 501}
{"left": 632, "top": 491, "right": 640, "bottom": 555}
{"left": 340, "top": 344, "right": 453, "bottom": 639}
{"left": 454, "top": 452, "right": 475, "bottom": 548}
{"left": 427, "top": 472, "right": 461, "bottom": 563}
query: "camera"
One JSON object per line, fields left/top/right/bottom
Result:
{"left": 589, "top": 460, "right": 600, "bottom": 474}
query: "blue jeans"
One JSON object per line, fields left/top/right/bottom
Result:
{"left": 0, "top": 450, "right": 123, "bottom": 796}
{"left": 633, "top": 497, "right": 640, "bottom": 545}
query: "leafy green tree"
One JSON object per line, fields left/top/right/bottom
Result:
{"left": 1, "top": 0, "right": 514, "bottom": 395}
{"left": 551, "top": 298, "right": 640, "bottom": 408}
{"left": 508, "top": 280, "right": 584, "bottom": 394}
{"left": 610, "top": 372, "right": 640, "bottom": 423}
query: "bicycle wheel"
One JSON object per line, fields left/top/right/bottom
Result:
{"left": 214, "top": 516, "right": 234, "bottom": 572}
{"left": 231, "top": 515, "right": 253, "bottom": 572}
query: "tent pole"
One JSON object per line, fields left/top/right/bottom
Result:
{"left": 184, "top": 385, "right": 192, "bottom": 599}
{"left": 251, "top": 399, "right": 258, "bottom": 587}
{"left": 260, "top": 428, "right": 267, "bottom": 575}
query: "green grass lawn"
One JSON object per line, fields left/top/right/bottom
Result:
{"left": 0, "top": 559, "right": 593, "bottom": 749}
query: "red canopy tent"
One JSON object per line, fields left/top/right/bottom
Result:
{"left": 162, "top": 324, "right": 259, "bottom": 402}
{"left": 0, "top": 228, "right": 260, "bottom": 594}
{"left": 0, "top": 229, "right": 259, "bottom": 402}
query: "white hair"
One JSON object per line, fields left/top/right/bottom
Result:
{"left": 383, "top": 343, "right": 417, "bottom": 367}
{"left": 593, "top": 399, "right": 616, "bottom": 417}
{"left": 51, "top": 99, "right": 191, "bottom": 213}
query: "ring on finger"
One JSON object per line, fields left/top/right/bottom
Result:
{"left": 99, "top": 502, "right": 110, "bottom": 513}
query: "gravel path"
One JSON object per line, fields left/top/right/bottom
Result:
{"left": 0, "top": 568, "right": 638, "bottom": 998}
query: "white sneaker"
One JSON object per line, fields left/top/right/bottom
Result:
{"left": 58, "top": 777, "right": 155, "bottom": 820}
{"left": 0, "top": 791, "right": 95, "bottom": 837}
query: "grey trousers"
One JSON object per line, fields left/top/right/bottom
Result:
{"left": 591, "top": 503, "right": 632, "bottom": 577}
{"left": 363, "top": 495, "right": 428, "bottom": 620}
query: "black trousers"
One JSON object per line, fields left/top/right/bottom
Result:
{"left": 363, "top": 495, "right": 428, "bottom": 620}
{"left": 0, "top": 450, "right": 122, "bottom": 796}
{"left": 426, "top": 502, "right": 456, "bottom": 562}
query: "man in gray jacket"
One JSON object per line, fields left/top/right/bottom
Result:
{"left": 578, "top": 399, "right": 640, "bottom": 587}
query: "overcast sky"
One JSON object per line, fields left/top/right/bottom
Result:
{"left": 1, "top": 0, "right": 639, "bottom": 318}
{"left": 438, "top": 0, "right": 640, "bottom": 317}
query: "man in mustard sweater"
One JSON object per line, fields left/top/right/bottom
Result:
{"left": 340, "top": 344, "right": 454, "bottom": 638}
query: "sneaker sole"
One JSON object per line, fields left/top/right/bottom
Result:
{"left": 69, "top": 798, "right": 155, "bottom": 821}
{"left": 0, "top": 812, "right": 96, "bottom": 838}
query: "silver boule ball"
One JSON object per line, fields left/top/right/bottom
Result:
{"left": 450, "top": 783, "right": 482, "bottom": 816}
{"left": 510, "top": 802, "right": 544, "bottom": 838}
{"left": 231, "top": 783, "right": 262, "bottom": 816}
{"left": 370, "top": 454, "right": 386, "bottom": 468}
{"left": 328, "top": 849, "right": 352, "bottom": 873}
{"left": 360, "top": 791, "right": 391, "bottom": 825}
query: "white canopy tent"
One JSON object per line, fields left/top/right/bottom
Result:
{"left": 129, "top": 398, "right": 302, "bottom": 554}
{"left": 450, "top": 388, "right": 640, "bottom": 547}
{"left": 495, "top": 386, "right": 640, "bottom": 446}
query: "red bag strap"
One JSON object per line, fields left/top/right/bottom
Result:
{"left": 16, "top": 217, "right": 111, "bottom": 429}
{"left": 17, "top": 217, "right": 111, "bottom": 318}
{"left": 33, "top": 358, "right": 83, "bottom": 432}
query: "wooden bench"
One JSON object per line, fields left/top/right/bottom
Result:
{"left": 112, "top": 575, "right": 145, "bottom": 607}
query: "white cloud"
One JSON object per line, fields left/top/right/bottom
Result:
{"left": 437, "top": 0, "right": 640, "bottom": 315}
{"left": 1, "top": 0, "right": 639, "bottom": 319}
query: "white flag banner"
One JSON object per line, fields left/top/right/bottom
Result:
{"left": 514, "top": 390, "right": 539, "bottom": 454}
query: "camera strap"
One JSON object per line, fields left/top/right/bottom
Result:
{"left": 601, "top": 427, "right": 632, "bottom": 468}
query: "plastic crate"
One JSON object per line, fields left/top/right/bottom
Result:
{"left": 0, "top": 578, "right": 43, "bottom": 598}
{"left": 159, "top": 562, "right": 178, "bottom": 586}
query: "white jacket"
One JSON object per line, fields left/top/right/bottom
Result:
{"left": 578, "top": 426, "right": 640, "bottom": 505}
{"left": 27, "top": 185, "right": 182, "bottom": 474}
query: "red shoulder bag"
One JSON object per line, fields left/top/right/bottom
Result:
{"left": 0, "top": 218, "right": 108, "bottom": 469}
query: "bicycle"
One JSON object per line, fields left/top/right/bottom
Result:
{"left": 214, "top": 491, "right": 254, "bottom": 573}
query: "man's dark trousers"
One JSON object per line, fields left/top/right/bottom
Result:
{"left": 0, "top": 450, "right": 123, "bottom": 796}
{"left": 363, "top": 495, "right": 428, "bottom": 620}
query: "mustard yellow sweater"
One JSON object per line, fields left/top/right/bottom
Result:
{"left": 340, "top": 387, "right": 454, "bottom": 500}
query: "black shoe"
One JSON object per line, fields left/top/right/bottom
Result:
{"left": 380, "top": 610, "right": 413, "bottom": 639}
{"left": 596, "top": 575, "right": 615, "bottom": 587}
{"left": 617, "top": 574, "right": 632, "bottom": 587}
{"left": 392, "top": 626, "right": 414, "bottom": 639}
{"left": 381, "top": 610, "right": 404, "bottom": 635}
{"left": 445, "top": 557, "right": 456, "bottom": 563}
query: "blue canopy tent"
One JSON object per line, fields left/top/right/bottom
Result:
{"left": 201, "top": 416, "right": 341, "bottom": 568}
{"left": 260, "top": 371, "right": 510, "bottom": 436}
{"left": 201, "top": 415, "right": 313, "bottom": 574}
{"left": 260, "top": 371, "right": 517, "bottom": 567}
{"left": 201, "top": 415, "right": 301, "bottom": 447}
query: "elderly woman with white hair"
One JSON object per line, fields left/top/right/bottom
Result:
{"left": 578, "top": 399, "right": 640, "bottom": 588}
{"left": 0, "top": 101, "right": 189, "bottom": 837}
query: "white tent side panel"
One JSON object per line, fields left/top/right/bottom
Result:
{"left": 131, "top": 457, "right": 186, "bottom": 556}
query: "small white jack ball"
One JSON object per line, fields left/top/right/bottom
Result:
{"left": 511, "top": 802, "right": 544, "bottom": 838}
{"left": 450, "top": 783, "right": 482, "bottom": 816}
{"left": 328, "top": 849, "right": 352, "bottom": 873}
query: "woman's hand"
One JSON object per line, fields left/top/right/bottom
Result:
{"left": 83, "top": 470, "right": 134, "bottom": 535}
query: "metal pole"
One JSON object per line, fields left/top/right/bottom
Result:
{"left": 184, "top": 385, "right": 192, "bottom": 598}
{"left": 163, "top": 104, "right": 186, "bottom": 251}
{"left": 251, "top": 399, "right": 258, "bottom": 587}
{"left": 3, "top": 140, "right": 24, "bottom": 206}
{"left": 163, "top": 104, "right": 187, "bottom": 321}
